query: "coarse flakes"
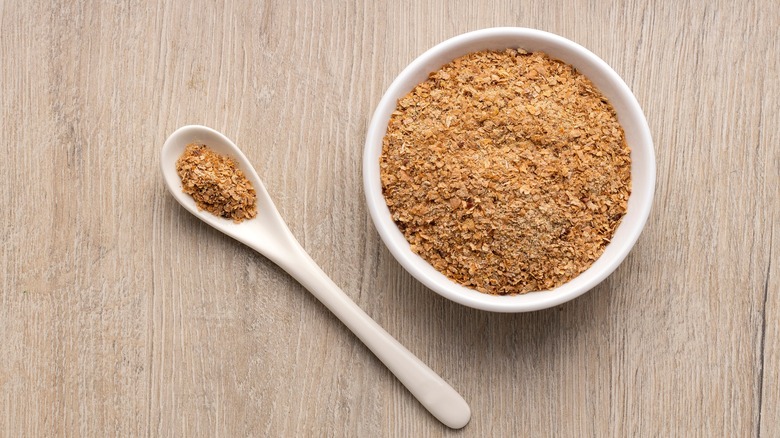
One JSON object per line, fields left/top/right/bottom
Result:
{"left": 380, "top": 49, "right": 631, "bottom": 295}
{"left": 176, "top": 143, "right": 258, "bottom": 223}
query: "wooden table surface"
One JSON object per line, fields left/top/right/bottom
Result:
{"left": 2, "top": 1, "right": 778, "bottom": 436}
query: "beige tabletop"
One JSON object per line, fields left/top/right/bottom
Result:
{"left": 1, "top": 1, "right": 778, "bottom": 436}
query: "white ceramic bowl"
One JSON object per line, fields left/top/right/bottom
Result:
{"left": 363, "top": 28, "right": 655, "bottom": 312}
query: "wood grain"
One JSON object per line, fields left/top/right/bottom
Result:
{"left": 1, "top": 0, "right": 777, "bottom": 436}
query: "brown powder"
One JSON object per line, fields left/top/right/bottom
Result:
{"left": 380, "top": 49, "right": 631, "bottom": 295}
{"left": 176, "top": 143, "right": 258, "bottom": 222}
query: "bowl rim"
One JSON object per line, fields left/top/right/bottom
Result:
{"left": 363, "top": 27, "right": 655, "bottom": 312}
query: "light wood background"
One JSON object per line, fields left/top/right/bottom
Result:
{"left": 1, "top": 1, "right": 778, "bottom": 436}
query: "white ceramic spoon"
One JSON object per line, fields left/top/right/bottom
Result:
{"left": 160, "top": 125, "right": 471, "bottom": 429}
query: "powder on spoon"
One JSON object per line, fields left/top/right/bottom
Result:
{"left": 176, "top": 143, "right": 258, "bottom": 223}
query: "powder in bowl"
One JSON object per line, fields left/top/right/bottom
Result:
{"left": 380, "top": 49, "right": 631, "bottom": 295}
{"left": 176, "top": 143, "right": 258, "bottom": 223}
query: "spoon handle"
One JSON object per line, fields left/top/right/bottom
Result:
{"left": 272, "top": 241, "right": 471, "bottom": 429}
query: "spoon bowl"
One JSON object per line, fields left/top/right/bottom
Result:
{"left": 161, "top": 125, "right": 471, "bottom": 429}
{"left": 161, "top": 126, "right": 300, "bottom": 265}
